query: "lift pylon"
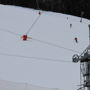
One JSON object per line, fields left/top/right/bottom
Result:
{"left": 72, "top": 25, "right": 90, "bottom": 90}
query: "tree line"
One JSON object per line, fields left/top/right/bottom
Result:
{"left": 0, "top": 0, "right": 90, "bottom": 19}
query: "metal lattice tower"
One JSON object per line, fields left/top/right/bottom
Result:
{"left": 72, "top": 25, "right": 90, "bottom": 90}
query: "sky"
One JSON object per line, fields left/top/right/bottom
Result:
{"left": 0, "top": 4, "right": 90, "bottom": 90}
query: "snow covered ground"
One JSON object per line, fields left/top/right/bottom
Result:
{"left": 0, "top": 4, "right": 89, "bottom": 90}
{"left": 0, "top": 80, "right": 60, "bottom": 90}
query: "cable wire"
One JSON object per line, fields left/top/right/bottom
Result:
{"left": 0, "top": 52, "right": 72, "bottom": 63}
{"left": 0, "top": 27, "right": 81, "bottom": 53}
{"left": 0, "top": 28, "right": 80, "bottom": 53}
{"left": 26, "top": 0, "right": 42, "bottom": 35}
{"left": 31, "top": 38, "right": 81, "bottom": 53}
{"left": 26, "top": 15, "right": 41, "bottom": 35}
{"left": 0, "top": 27, "right": 21, "bottom": 36}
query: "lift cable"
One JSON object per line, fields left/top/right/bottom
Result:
{"left": 0, "top": 27, "right": 21, "bottom": 36}
{"left": 26, "top": 14, "right": 41, "bottom": 35}
{"left": 31, "top": 38, "right": 81, "bottom": 53}
{"left": 26, "top": 0, "right": 42, "bottom": 35}
{"left": 0, "top": 28, "right": 81, "bottom": 53}
{"left": 0, "top": 52, "right": 72, "bottom": 63}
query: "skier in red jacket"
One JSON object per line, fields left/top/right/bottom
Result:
{"left": 21, "top": 35, "right": 31, "bottom": 41}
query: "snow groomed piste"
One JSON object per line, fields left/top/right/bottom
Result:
{"left": 0, "top": 4, "right": 90, "bottom": 90}
{"left": 0, "top": 80, "right": 60, "bottom": 90}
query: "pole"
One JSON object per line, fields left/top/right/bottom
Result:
{"left": 36, "top": 0, "right": 40, "bottom": 10}
{"left": 88, "top": 25, "right": 90, "bottom": 45}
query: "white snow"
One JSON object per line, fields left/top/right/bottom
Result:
{"left": 0, "top": 80, "right": 59, "bottom": 90}
{"left": 0, "top": 4, "right": 89, "bottom": 90}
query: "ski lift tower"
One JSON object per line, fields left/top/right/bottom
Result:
{"left": 72, "top": 25, "right": 90, "bottom": 90}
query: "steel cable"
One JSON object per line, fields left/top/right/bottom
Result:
{"left": 0, "top": 27, "right": 81, "bottom": 53}
{"left": 0, "top": 52, "right": 72, "bottom": 63}
{"left": 26, "top": 14, "right": 41, "bottom": 35}
{"left": 31, "top": 38, "right": 81, "bottom": 53}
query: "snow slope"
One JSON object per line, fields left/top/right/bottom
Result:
{"left": 0, "top": 80, "right": 60, "bottom": 90}
{"left": 0, "top": 4, "right": 89, "bottom": 90}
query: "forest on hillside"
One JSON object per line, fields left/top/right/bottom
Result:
{"left": 0, "top": 0, "right": 90, "bottom": 19}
